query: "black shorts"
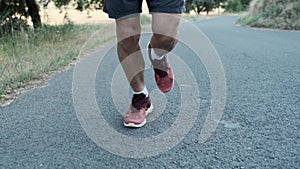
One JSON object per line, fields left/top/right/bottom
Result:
{"left": 103, "top": 0, "right": 185, "bottom": 19}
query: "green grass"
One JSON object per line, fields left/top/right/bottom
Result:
{"left": 0, "top": 23, "right": 115, "bottom": 96}
{"left": 237, "top": 0, "right": 300, "bottom": 30}
{"left": 236, "top": 15, "right": 261, "bottom": 26}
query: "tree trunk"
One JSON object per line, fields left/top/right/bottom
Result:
{"left": 25, "top": 0, "right": 42, "bottom": 28}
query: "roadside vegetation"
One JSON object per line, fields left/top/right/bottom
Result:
{"left": 185, "top": 0, "right": 251, "bottom": 14}
{"left": 0, "top": 23, "right": 114, "bottom": 103}
{"left": 0, "top": 0, "right": 249, "bottom": 106}
{"left": 237, "top": 0, "right": 300, "bottom": 30}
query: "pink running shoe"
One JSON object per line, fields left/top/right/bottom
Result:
{"left": 123, "top": 93, "right": 153, "bottom": 128}
{"left": 148, "top": 45, "right": 174, "bottom": 93}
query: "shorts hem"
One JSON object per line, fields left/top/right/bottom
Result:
{"left": 149, "top": 7, "right": 186, "bottom": 14}
{"left": 104, "top": 9, "right": 142, "bottom": 19}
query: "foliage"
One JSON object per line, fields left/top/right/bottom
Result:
{"left": 185, "top": 0, "right": 251, "bottom": 14}
{"left": 224, "top": 0, "right": 244, "bottom": 12}
{"left": 240, "top": 0, "right": 251, "bottom": 9}
{"left": 51, "top": 0, "right": 103, "bottom": 11}
{"left": 237, "top": 0, "right": 300, "bottom": 30}
{"left": 0, "top": 0, "right": 31, "bottom": 35}
{"left": 0, "top": 0, "right": 104, "bottom": 35}
{"left": 185, "top": 0, "right": 226, "bottom": 14}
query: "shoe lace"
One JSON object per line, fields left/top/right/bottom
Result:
{"left": 132, "top": 94, "right": 147, "bottom": 110}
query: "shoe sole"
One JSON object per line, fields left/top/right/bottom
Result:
{"left": 123, "top": 104, "right": 153, "bottom": 128}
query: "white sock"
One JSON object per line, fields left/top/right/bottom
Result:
{"left": 133, "top": 86, "right": 149, "bottom": 96}
{"left": 151, "top": 48, "right": 165, "bottom": 60}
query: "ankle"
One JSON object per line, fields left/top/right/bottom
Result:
{"left": 151, "top": 48, "right": 165, "bottom": 61}
{"left": 133, "top": 86, "right": 149, "bottom": 96}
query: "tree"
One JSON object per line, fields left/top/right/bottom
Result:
{"left": 0, "top": 0, "right": 103, "bottom": 34}
{"left": 26, "top": 0, "right": 42, "bottom": 28}
{"left": 224, "top": 0, "right": 244, "bottom": 12}
{"left": 0, "top": 0, "right": 40, "bottom": 35}
{"left": 185, "top": 0, "right": 226, "bottom": 15}
{"left": 185, "top": 0, "right": 251, "bottom": 14}
{"left": 51, "top": 0, "right": 103, "bottom": 11}
{"left": 0, "top": 0, "right": 43, "bottom": 34}
{"left": 240, "top": 0, "right": 251, "bottom": 9}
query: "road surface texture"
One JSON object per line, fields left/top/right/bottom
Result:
{"left": 1, "top": 16, "right": 299, "bottom": 168}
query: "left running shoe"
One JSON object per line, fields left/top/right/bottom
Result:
{"left": 123, "top": 93, "right": 153, "bottom": 128}
{"left": 148, "top": 45, "right": 174, "bottom": 93}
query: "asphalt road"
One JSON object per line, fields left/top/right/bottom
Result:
{"left": 1, "top": 16, "right": 299, "bottom": 168}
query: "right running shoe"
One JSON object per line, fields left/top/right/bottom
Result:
{"left": 123, "top": 93, "right": 153, "bottom": 128}
{"left": 148, "top": 45, "right": 174, "bottom": 93}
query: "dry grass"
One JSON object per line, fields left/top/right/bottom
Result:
{"left": 0, "top": 7, "right": 151, "bottom": 107}
{"left": 0, "top": 20, "right": 115, "bottom": 107}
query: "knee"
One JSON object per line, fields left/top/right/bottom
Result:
{"left": 152, "top": 33, "right": 177, "bottom": 51}
{"left": 117, "top": 24, "right": 141, "bottom": 54}
{"left": 117, "top": 34, "right": 141, "bottom": 54}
